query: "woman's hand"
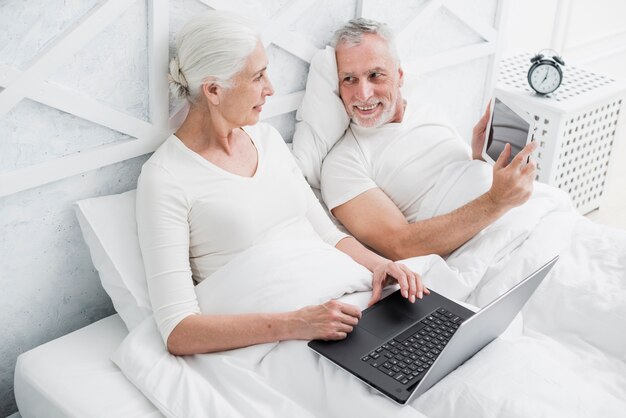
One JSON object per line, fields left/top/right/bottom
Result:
{"left": 369, "top": 261, "right": 429, "bottom": 307}
{"left": 292, "top": 300, "right": 362, "bottom": 341}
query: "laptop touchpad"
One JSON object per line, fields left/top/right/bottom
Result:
{"left": 359, "top": 305, "right": 415, "bottom": 339}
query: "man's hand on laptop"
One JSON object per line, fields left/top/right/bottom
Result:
{"left": 369, "top": 261, "right": 430, "bottom": 307}
{"left": 487, "top": 141, "right": 538, "bottom": 211}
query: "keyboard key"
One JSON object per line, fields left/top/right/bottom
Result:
{"left": 361, "top": 356, "right": 370, "bottom": 362}
{"left": 394, "top": 373, "right": 406, "bottom": 382}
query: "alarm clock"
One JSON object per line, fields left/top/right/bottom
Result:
{"left": 527, "top": 49, "right": 565, "bottom": 95}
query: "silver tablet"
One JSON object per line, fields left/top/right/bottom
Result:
{"left": 482, "top": 95, "right": 536, "bottom": 165}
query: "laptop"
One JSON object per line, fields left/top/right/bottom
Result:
{"left": 308, "top": 255, "right": 558, "bottom": 404}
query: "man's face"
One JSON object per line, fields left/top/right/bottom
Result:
{"left": 336, "top": 34, "right": 404, "bottom": 128}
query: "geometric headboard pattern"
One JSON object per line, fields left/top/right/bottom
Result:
{"left": 0, "top": 0, "right": 506, "bottom": 197}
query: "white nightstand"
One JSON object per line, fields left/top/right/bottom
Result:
{"left": 496, "top": 54, "right": 626, "bottom": 214}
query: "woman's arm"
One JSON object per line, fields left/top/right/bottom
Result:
{"left": 335, "top": 236, "right": 429, "bottom": 307}
{"left": 138, "top": 165, "right": 362, "bottom": 356}
{"left": 167, "top": 300, "right": 362, "bottom": 355}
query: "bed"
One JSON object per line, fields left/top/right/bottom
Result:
{"left": 14, "top": 177, "right": 626, "bottom": 418}
{"left": 13, "top": 3, "right": 626, "bottom": 418}
{"left": 14, "top": 314, "right": 162, "bottom": 418}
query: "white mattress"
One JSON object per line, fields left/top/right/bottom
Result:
{"left": 14, "top": 314, "right": 163, "bottom": 418}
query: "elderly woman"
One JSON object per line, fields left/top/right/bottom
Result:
{"left": 136, "top": 10, "right": 429, "bottom": 356}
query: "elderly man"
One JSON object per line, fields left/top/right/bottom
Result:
{"left": 320, "top": 18, "right": 537, "bottom": 260}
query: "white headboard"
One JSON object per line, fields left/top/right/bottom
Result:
{"left": 0, "top": 0, "right": 507, "bottom": 197}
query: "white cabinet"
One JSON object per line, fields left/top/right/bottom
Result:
{"left": 496, "top": 54, "right": 626, "bottom": 214}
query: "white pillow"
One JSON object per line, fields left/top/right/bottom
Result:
{"left": 74, "top": 190, "right": 151, "bottom": 330}
{"left": 291, "top": 46, "right": 350, "bottom": 189}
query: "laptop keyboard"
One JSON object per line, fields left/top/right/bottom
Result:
{"left": 360, "top": 307, "right": 463, "bottom": 386}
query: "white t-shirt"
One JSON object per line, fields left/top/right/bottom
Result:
{"left": 321, "top": 104, "right": 472, "bottom": 223}
{"left": 136, "top": 123, "right": 347, "bottom": 343}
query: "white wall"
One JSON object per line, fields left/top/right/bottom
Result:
{"left": 500, "top": 0, "right": 626, "bottom": 213}
{"left": 0, "top": 0, "right": 502, "bottom": 415}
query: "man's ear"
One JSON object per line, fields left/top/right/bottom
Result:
{"left": 398, "top": 66, "right": 404, "bottom": 88}
{"left": 201, "top": 81, "right": 220, "bottom": 106}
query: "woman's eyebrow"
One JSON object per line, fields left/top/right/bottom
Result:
{"left": 254, "top": 66, "right": 268, "bottom": 76}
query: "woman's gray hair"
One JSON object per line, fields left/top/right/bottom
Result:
{"left": 169, "top": 11, "right": 260, "bottom": 101}
{"left": 331, "top": 18, "right": 399, "bottom": 63}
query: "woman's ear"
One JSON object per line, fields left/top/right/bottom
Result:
{"left": 202, "top": 81, "right": 220, "bottom": 106}
{"left": 398, "top": 66, "right": 404, "bottom": 88}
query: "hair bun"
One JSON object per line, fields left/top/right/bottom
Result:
{"left": 168, "top": 56, "right": 190, "bottom": 99}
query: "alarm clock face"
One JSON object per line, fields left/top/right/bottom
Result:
{"left": 528, "top": 63, "right": 562, "bottom": 94}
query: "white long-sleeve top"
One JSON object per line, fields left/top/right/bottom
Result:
{"left": 136, "top": 123, "right": 348, "bottom": 343}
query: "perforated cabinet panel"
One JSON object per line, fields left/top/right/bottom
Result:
{"left": 495, "top": 54, "right": 625, "bottom": 214}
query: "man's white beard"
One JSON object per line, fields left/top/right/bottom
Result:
{"left": 351, "top": 99, "right": 397, "bottom": 128}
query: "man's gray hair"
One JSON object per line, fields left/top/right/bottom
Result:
{"left": 331, "top": 18, "right": 399, "bottom": 62}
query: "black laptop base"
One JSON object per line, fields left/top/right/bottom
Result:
{"left": 308, "top": 289, "right": 474, "bottom": 403}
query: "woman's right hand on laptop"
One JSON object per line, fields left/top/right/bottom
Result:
{"left": 291, "top": 300, "right": 362, "bottom": 341}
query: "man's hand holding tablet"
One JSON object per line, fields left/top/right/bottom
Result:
{"left": 488, "top": 140, "right": 538, "bottom": 210}
{"left": 472, "top": 95, "right": 538, "bottom": 211}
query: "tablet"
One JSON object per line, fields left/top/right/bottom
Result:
{"left": 482, "top": 95, "right": 535, "bottom": 165}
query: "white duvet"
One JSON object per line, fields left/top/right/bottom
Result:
{"left": 112, "top": 162, "right": 626, "bottom": 418}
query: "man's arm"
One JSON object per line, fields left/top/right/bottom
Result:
{"left": 332, "top": 141, "right": 538, "bottom": 260}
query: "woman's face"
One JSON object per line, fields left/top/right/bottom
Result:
{"left": 216, "top": 41, "right": 274, "bottom": 127}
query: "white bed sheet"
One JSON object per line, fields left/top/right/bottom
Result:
{"left": 14, "top": 314, "right": 162, "bottom": 418}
